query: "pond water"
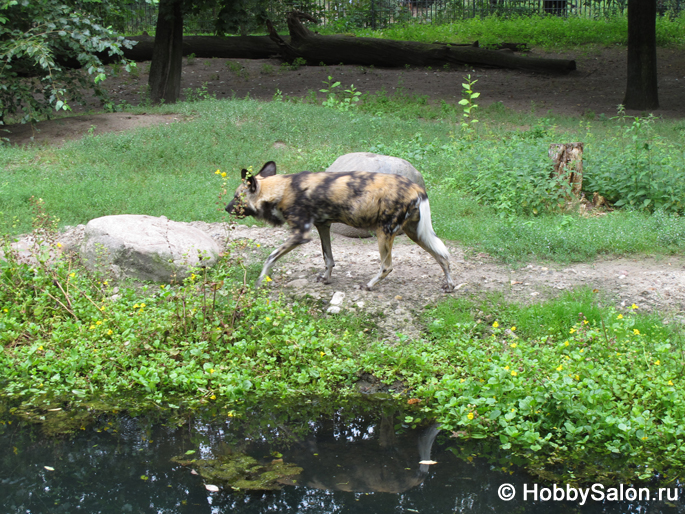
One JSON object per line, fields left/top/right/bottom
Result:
{"left": 1, "top": 399, "right": 682, "bottom": 514}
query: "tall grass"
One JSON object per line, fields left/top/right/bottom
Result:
{"left": 318, "top": 13, "right": 685, "bottom": 49}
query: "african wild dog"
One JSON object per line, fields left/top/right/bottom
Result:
{"left": 226, "top": 161, "right": 455, "bottom": 292}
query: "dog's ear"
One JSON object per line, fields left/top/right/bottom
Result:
{"left": 241, "top": 168, "right": 250, "bottom": 180}
{"left": 258, "top": 161, "right": 277, "bottom": 178}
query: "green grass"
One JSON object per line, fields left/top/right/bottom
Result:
{"left": 2, "top": 98, "right": 685, "bottom": 263}
{"left": 318, "top": 13, "right": 685, "bottom": 49}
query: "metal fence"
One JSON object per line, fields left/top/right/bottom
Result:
{"left": 112, "top": 0, "right": 684, "bottom": 35}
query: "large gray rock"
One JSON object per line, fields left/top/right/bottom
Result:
{"left": 80, "top": 215, "right": 221, "bottom": 283}
{"left": 326, "top": 152, "right": 426, "bottom": 238}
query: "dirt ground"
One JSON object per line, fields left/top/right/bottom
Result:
{"left": 3, "top": 46, "right": 685, "bottom": 145}
{"left": 3, "top": 46, "right": 684, "bottom": 336}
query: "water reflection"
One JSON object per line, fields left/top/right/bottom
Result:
{"left": 0, "top": 401, "right": 682, "bottom": 513}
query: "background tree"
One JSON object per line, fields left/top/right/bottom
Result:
{"left": 0, "top": 0, "right": 135, "bottom": 125}
{"left": 148, "top": 0, "right": 268, "bottom": 104}
{"left": 623, "top": 0, "right": 659, "bottom": 110}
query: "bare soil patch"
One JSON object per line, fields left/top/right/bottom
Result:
{"left": 3, "top": 46, "right": 685, "bottom": 146}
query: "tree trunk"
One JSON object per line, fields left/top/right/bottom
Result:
{"left": 623, "top": 0, "right": 659, "bottom": 110}
{"left": 267, "top": 12, "right": 576, "bottom": 74}
{"left": 549, "top": 143, "right": 583, "bottom": 199}
{"left": 148, "top": 0, "right": 184, "bottom": 105}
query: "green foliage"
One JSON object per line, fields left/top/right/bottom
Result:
{"left": 318, "top": 13, "right": 685, "bottom": 49}
{"left": 458, "top": 74, "right": 480, "bottom": 134}
{"left": 320, "top": 76, "right": 361, "bottom": 112}
{"left": 421, "top": 306, "right": 685, "bottom": 480}
{"left": 0, "top": 0, "right": 135, "bottom": 124}
{"left": 0, "top": 234, "right": 368, "bottom": 404}
{"left": 182, "top": 82, "right": 215, "bottom": 102}
{"left": 584, "top": 114, "right": 685, "bottom": 213}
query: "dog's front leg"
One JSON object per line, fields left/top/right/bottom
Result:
{"left": 365, "top": 230, "right": 396, "bottom": 290}
{"left": 315, "top": 223, "right": 335, "bottom": 284}
{"left": 256, "top": 231, "right": 311, "bottom": 287}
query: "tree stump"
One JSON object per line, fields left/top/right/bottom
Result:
{"left": 549, "top": 143, "right": 583, "bottom": 198}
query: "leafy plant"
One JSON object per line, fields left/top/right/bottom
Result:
{"left": 320, "top": 76, "right": 362, "bottom": 112}
{"left": 182, "top": 82, "right": 215, "bottom": 102}
{"left": 0, "top": 0, "right": 136, "bottom": 124}
{"left": 458, "top": 74, "right": 480, "bottom": 135}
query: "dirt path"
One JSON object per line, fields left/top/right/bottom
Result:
{"left": 49, "top": 221, "right": 684, "bottom": 340}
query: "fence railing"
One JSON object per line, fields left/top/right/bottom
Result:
{"left": 104, "top": 0, "right": 683, "bottom": 36}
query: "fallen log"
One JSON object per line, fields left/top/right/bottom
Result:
{"left": 121, "top": 34, "right": 283, "bottom": 62}
{"left": 267, "top": 12, "right": 575, "bottom": 74}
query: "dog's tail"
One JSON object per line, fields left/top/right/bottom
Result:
{"left": 416, "top": 196, "right": 450, "bottom": 259}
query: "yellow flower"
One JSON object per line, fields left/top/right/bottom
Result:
{"left": 569, "top": 328, "right": 576, "bottom": 334}
{"left": 654, "top": 360, "right": 660, "bottom": 366}
{"left": 69, "top": 272, "right": 75, "bottom": 278}
{"left": 564, "top": 341, "right": 569, "bottom": 347}
{"left": 96, "top": 320, "right": 102, "bottom": 325}
{"left": 89, "top": 325, "right": 96, "bottom": 330}
{"left": 38, "top": 346, "right": 44, "bottom": 351}
{"left": 140, "top": 303, "right": 145, "bottom": 308}
{"left": 504, "top": 366, "right": 510, "bottom": 370}
{"left": 510, "top": 343, "right": 517, "bottom": 348}
{"left": 492, "top": 321, "right": 499, "bottom": 328}
{"left": 467, "top": 412, "right": 474, "bottom": 420}
{"left": 215, "top": 169, "right": 221, "bottom": 175}
{"left": 617, "top": 314, "right": 623, "bottom": 320}
{"left": 265, "top": 276, "right": 272, "bottom": 282}
{"left": 221, "top": 172, "right": 227, "bottom": 178}
{"left": 510, "top": 326, "right": 516, "bottom": 331}
{"left": 56, "top": 242, "right": 62, "bottom": 248}
{"left": 633, "top": 329, "right": 640, "bottom": 335}
{"left": 209, "top": 369, "right": 215, "bottom": 374}
{"left": 511, "top": 371, "right": 517, "bottom": 376}
{"left": 107, "top": 329, "right": 113, "bottom": 335}
{"left": 210, "top": 394, "right": 216, "bottom": 400}
{"left": 556, "top": 365, "right": 563, "bottom": 371}
{"left": 583, "top": 320, "right": 588, "bottom": 324}
{"left": 575, "top": 375, "right": 580, "bottom": 380}
{"left": 632, "top": 303, "right": 639, "bottom": 309}
{"left": 668, "top": 380, "right": 674, "bottom": 386}
{"left": 320, "top": 351, "right": 325, "bottom": 357}
{"left": 642, "top": 436, "right": 648, "bottom": 441}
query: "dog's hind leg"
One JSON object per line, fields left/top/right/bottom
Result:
{"left": 315, "top": 223, "right": 335, "bottom": 284}
{"left": 256, "top": 228, "right": 312, "bottom": 287}
{"left": 365, "top": 230, "right": 396, "bottom": 290}
{"left": 403, "top": 198, "right": 455, "bottom": 292}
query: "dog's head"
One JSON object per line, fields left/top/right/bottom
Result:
{"left": 225, "top": 161, "right": 277, "bottom": 218}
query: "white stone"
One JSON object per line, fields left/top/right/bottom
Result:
{"left": 80, "top": 215, "right": 221, "bottom": 283}
{"left": 330, "top": 291, "right": 346, "bottom": 306}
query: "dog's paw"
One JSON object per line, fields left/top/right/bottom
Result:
{"left": 316, "top": 274, "right": 331, "bottom": 284}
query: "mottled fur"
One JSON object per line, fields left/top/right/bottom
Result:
{"left": 226, "top": 161, "right": 455, "bottom": 291}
